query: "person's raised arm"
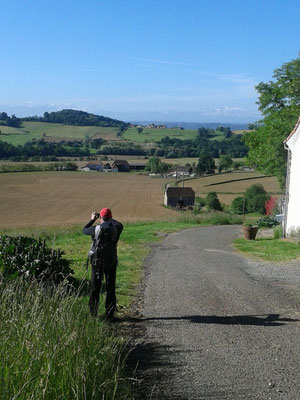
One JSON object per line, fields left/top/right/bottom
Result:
{"left": 82, "top": 212, "right": 99, "bottom": 236}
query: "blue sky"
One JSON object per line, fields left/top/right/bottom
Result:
{"left": 1, "top": 0, "right": 299, "bottom": 123}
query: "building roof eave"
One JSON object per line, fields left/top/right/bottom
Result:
{"left": 284, "top": 116, "right": 300, "bottom": 144}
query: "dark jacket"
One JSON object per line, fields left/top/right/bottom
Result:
{"left": 83, "top": 218, "right": 123, "bottom": 261}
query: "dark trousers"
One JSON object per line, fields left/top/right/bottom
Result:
{"left": 89, "top": 258, "right": 117, "bottom": 317}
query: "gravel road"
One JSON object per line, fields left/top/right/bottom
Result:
{"left": 131, "top": 225, "right": 300, "bottom": 400}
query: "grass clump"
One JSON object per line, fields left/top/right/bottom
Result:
{"left": 233, "top": 237, "right": 300, "bottom": 262}
{"left": 0, "top": 279, "right": 131, "bottom": 400}
{"left": 179, "top": 211, "right": 242, "bottom": 226}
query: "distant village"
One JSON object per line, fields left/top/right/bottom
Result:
{"left": 129, "top": 123, "right": 167, "bottom": 129}
{"left": 81, "top": 159, "right": 197, "bottom": 178}
{"left": 81, "top": 159, "right": 144, "bottom": 173}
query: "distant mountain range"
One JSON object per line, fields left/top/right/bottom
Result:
{"left": 131, "top": 121, "right": 249, "bottom": 130}
{"left": 1, "top": 108, "right": 250, "bottom": 130}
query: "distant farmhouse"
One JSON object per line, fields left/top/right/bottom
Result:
{"left": 146, "top": 123, "right": 167, "bottom": 129}
{"left": 283, "top": 117, "right": 300, "bottom": 236}
{"left": 81, "top": 160, "right": 118, "bottom": 172}
{"left": 81, "top": 160, "right": 103, "bottom": 172}
{"left": 164, "top": 187, "right": 195, "bottom": 207}
{"left": 103, "top": 163, "right": 118, "bottom": 172}
{"left": 166, "top": 165, "right": 193, "bottom": 178}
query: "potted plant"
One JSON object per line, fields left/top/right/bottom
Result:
{"left": 243, "top": 223, "right": 259, "bottom": 240}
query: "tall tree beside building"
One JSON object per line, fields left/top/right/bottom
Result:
{"left": 244, "top": 53, "right": 300, "bottom": 187}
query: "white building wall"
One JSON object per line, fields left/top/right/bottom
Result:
{"left": 286, "top": 124, "right": 300, "bottom": 235}
{"left": 164, "top": 191, "right": 168, "bottom": 206}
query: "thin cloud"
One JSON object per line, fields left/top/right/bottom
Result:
{"left": 196, "top": 70, "right": 258, "bottom": 87}
{"left": 133, "top": 57, "right": 190, "bottom": 66}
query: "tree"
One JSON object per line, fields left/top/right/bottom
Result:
{"left": 197, "top": 127, "right": 210, "bottom": 139}
{"left": 223, "top": 127, "right": 232, "bottom": 138}
{"left": 117, "top": 123, "right": 126, "bottom": 137}
{"left": 232, "top": 161, "right": 242, "bottom": 170}
{"left": 145, "top": 156, "right": 169, "bottom": 173}
{"left": 205, "top": 192, "right": 222, "bottom": 211}
{"left": 218, "top": 154, "right": 233, "bottom": 172}
{"left": 244, "top": 184, "right": 269, "bottom": 214}
{"left": 230, "top": 196, "right": 245, "bottom": 214}
{"left": 196, "top": 154, "right": 215, "bottom": 175}
{"left": 244, "top": 53, "right": 300, "bottom": 187}
{"left": 137, "top": 127, "right": 143, "bottom": 134}
{"left": 256, "top": 54, "right": 300, "bottom": 116}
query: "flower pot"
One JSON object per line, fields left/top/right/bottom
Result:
{"left": 243, "top": 226, "right": 259, "bottom": 240}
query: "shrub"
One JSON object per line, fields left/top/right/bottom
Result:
{"left": 205, "top": 192, "right": 222, "bottom": 211}
{"left": 230, "top": 196, "right": 245, "bottom": 214}
{"left": 0, "top": 235, "right": 73, "bottom": 284}
{"left": 244, "top": 184, "right": 269, "bottom": 214}
{"left": 265, "top": 196, "right": 277, "bottom": 215}
{"left": 256, "top": 216, "right": 279, "bottom": 229}
{"left": 195, "top": 196, "right": 206, "bottom": 207}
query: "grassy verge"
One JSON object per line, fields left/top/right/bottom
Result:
{"left": 0, "top": 214, "right": 242, "bottom": 399}
{"left": 233, "top": 236, "right": 300, "bottom": 262}
{"left": 0, "top": 280, "right": 132, "bottom": 400}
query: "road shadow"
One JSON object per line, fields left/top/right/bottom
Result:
{"left": 118, "top": 313, "right": 298, "bottom": 327}
{"left": 142, "top": 313, "right": 298, "bottom": 326}
{"left": 126, "top": 339, "right": 186, "bottom": 400}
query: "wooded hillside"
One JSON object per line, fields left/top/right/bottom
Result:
{"left": 22, "top": 109, "right": 128, "bottom": 128}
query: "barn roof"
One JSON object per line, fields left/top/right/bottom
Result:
{"left": 284, "top": 116, "right": 300, "bottom": 143}
{"left": 165, "top": 187, "right": 195, "bottom": 197}
{"left": 112, "top": 159, "right": 130, "bottom": 166}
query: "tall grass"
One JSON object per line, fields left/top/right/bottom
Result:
{"left": 0, "top": 216, "right": 244, "bottom": 399}
{"left": 0, "top": 278, "right": 132, "bottom": 400}
{"left": 179, "top": 211, "right": 243, "bottom": 225}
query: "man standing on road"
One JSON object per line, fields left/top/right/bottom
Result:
{"left": 83, "top": 208, "right": 123, "bottom": 319}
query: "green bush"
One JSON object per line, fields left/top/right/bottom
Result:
{"left": 230, "top": 196, "right": 245, "bottom": 214}
{"left": 194, "top": 196, "right": 206, "bottom": 212}
{"left": 197, "top": 196, "right": 206, "bottom": 207}
{"left": 205, "top": 192, "right": 222, "bottom": 211}
{"left": 0, "top": 235, "right": 73, "bottom": 283}
{"left": 244, "top": 184, "right": 269, "bottom": 214}
{"left": 256, "top": 216, "right": 279, "bottom": 228}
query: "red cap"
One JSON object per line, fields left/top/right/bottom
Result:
{"left": 100, "top": 208, "right": 112, "bottom": 220}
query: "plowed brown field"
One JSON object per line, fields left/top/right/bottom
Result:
{"left": 187, "top": 171, "right": 281, "bottom": 204}
{"left": 0, "top": 172, "right": 176, "bottom": 228}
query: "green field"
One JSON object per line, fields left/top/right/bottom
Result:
{"left": 0, "top": 121, "right": 243, "bottom": 147}
{"left": 0, "top": 122, "right": 200, "bottom": 146}
{"left": 0, "top": 121, "right": 120, "bottom": 145}
{"left": 123, "top": 127, "right": 198, "bottom": 143}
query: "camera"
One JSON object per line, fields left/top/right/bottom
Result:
{"left": 94, "top": 212, "right": 100, "bottom": 219}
